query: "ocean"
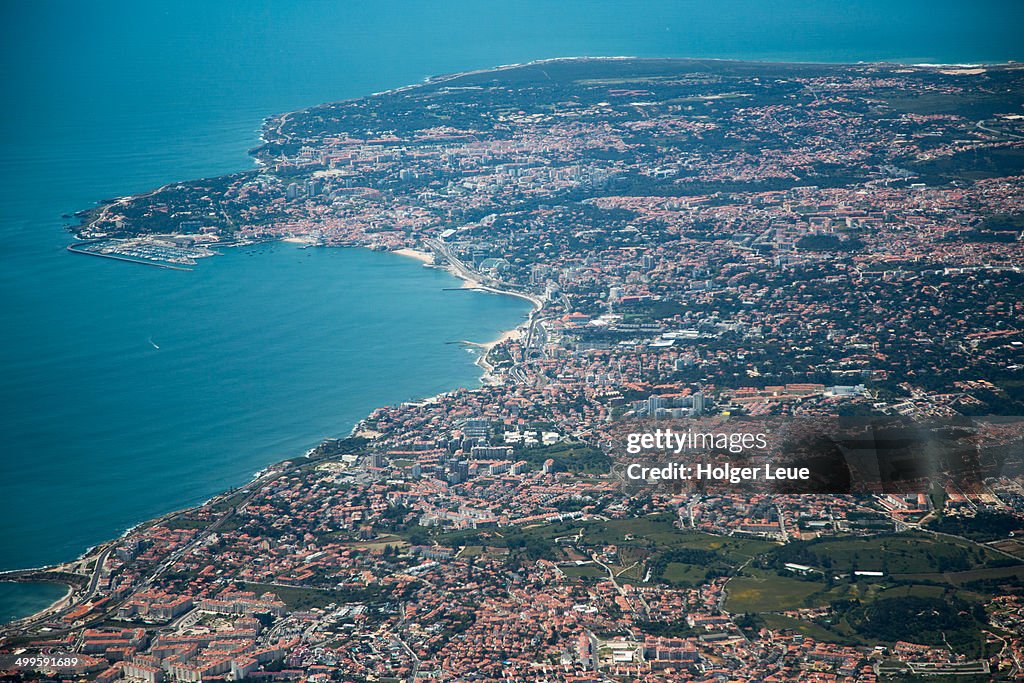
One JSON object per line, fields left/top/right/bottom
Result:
{"left": 2, "top": 0, "right": 1022, "bottom": 623}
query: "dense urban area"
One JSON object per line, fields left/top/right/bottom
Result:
{"left": 5, "top": 58, "right": 1024, "bottom": 682}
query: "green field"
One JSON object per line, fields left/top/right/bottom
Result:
{"left": 773, "top": 532, "right": 1003, "bottom": 575}
{"left": 882, "top": 91, "right": 1024, "bottom": 119}
{"left": 991, "top": 539, "right": 1024, "bottom": 559}
{"left": 895, "top": 563, "right": 1024, "bottom": 586}
{"left": 429, "top": 513, "right": 774, "bottom": 573}
{"left": 724, "top": 535, "right": 1005, "bottom": 657}
{"left": 578, "top": 514, "right": 776, "bottom": 561}
{"left": 560, "top": 564, "right": 607, "bottom": 580}
{"left": 734, "top": 580, "right": 992, "bottom": 656}
{"left": 725, "top": 569, "right": 824, "bottom": 613}
{"left": 164, "top": 516, "right": 211, "bottom": 530}
{"left": 662, "top": 562, "right": 708, "bottom": 586}
{"left": 725, "top": 566, "right": 998, "bottom": 616}
{"left": 342, "top": 534, "right": 409, "bottom": 552}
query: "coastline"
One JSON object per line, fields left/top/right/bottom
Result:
{"left": 72, "top": 57, "right": 1022, "bottom": 245}
{"left": 64, "top": 55, "right": 1015, "bottom": 253}
{"left": 392, "top": 242, "right": 543, "bottom": 384}
{"left": 4, "top": 57, "right": 608, "bottom": 632}
{"left": 0, "top": 239, "right": 536, "bottom": 630}
{"left": 28, "top": 52, "right": 1005, "bottom": 634}
{"left": 420, "top": 248, "right": 543, "bottom": 384}
{"left": 3, "top": 0, "right": 1022, "bottom": 661}
{"left": 0, "top": 581, "right": 73, "bottom": 627}
{"left": 392, "top": 246, "right": 434, "bottom": 264}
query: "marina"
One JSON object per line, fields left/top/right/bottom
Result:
{"left": 67, "top": 238, "right": 218, "bottom": 270}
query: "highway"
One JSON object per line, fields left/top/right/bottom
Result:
{"left": 976, "top": 118, "right": 1024, "bottom": 141}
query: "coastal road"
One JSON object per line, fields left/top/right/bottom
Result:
{"left": 145, "top": 471, "right": 285, "bottom": 587}
{"left": 0, "top": 544, "right": 114, "bottom": 637}
{"left": 82, "top": 547, "right": 114, "bottom": 600}
{"left": 26, "top": 468, "right": 286, "bottom": 636}
{"left": 423, "top": 237, "right": 546, "bottom": 383}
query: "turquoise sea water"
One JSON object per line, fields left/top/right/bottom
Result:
{"left": 0, "top": 583, "right": 68, "bottom": 625}
{"left": 2, "top": 0, "right": 1023, "bottom": 623}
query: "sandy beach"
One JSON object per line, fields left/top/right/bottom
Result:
{"left": 393, "top": 247, "right": 435, "bottom": 264}
{"left": 480, "top": 327, "right": 522, "bottom": 351}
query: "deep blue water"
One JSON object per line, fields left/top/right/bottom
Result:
{"left": 2, "top": 0, "right": 1022, "bottom": 623}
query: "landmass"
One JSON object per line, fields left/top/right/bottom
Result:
{"left": 5, "top": 57, "right": 1024, "bottom": 682}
